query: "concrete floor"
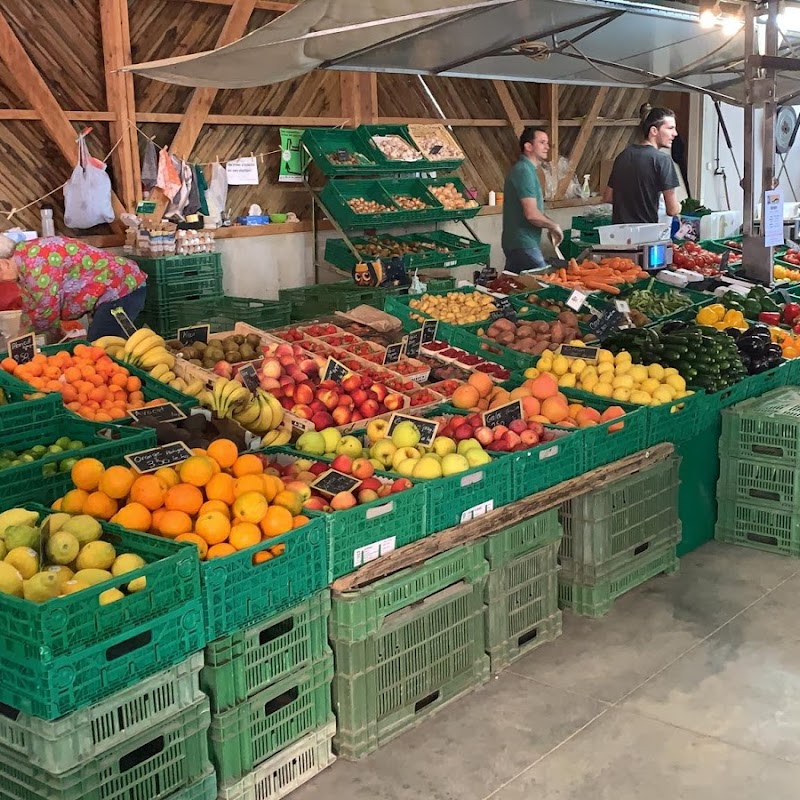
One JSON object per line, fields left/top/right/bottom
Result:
{"left": 294, "top": 541, "right": 800, "bottom": 800}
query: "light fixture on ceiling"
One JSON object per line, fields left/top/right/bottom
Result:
{"left": 699, "top": 0, "right": 721, "bottom": 29}
{"left": 721, "top": 10, "right": 744, "bottom": 36}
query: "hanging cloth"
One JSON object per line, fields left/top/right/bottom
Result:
{"left": 156, "top": 147, "right": 181, "bottom": 200}
{"left": 141, "top": 140, "right": 159, "bottom": 193}
{"left": 166, "top": 158, "right": 192, "bottom": 219}
{"left": 193, "top": 164, "right": 209, "bottom": 216}
{"left": 205, "top": 162, "right": 228, "bottom": 226}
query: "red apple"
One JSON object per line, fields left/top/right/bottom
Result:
{"left": 331, "top": 454, "right": 353, "bottom": 474}
{"left": 311, "top": 411, "right": 335, "bottom": 430}
{"left": 474, "top": 426, "right": 495, "bottom": 447}
{"left": 291, "top": 404, "right": 314, "bottom": 420}
{"left": 501, "top": 431, "right": 522, "bottom": 448}
{"left": 520, "top": 430, "right": 540, "bottom": 446}
{"left": 466, "top": 413, "right": 483, "bottom": 429}
{"left": 303, "top": 497, "right": 327, "bottom": 511}
{"left": 309, "top": 462, "right": 329, "bottom": 476}
{"left": 391, "top": 478, "right": 413, "bottom": 493}
{"left": 454, "top": 424, "right": 474, "bottom": 441}
{"left": 384, "top": 394, "right": 404, "bottom": 411}
{"left": 493, "top": 425, "right": 509, "bottom": 439}
{"left": 332, "top": 406, "right": 353, "bottom": 426}
{"left": 359, "top": 399, "right": 380, "bottom": 418}
{"left": 330, "top": 491, "right": 358, "bottom": 511}
{"left": 527, "top": 421, "right": 545, "bottom": 436}
{"left": 376, "top": 484, "right": 392, "bottom": 497}
{"left": 351, "top": 458, "right": 375, "bottom": 479}
{"left": 284, "top": 480, "right": 312, "bottom": 502}
{"left": 509, "top": 419, "right": 528, "bottom": 435}
{"left": 359, "top": 476, "right": 382, "bottom": 491}
{"left": 310, "top": 399, "right": 326, "bottom": 413}
{"left": 358, "top": 489, "right": 380, "bottom": 504}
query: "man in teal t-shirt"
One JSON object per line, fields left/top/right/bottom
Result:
{"left": 501, "top": 127, "right": 563, "bottom": 273}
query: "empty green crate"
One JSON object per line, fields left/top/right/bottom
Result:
{"left": 133, "top": 252, "right": 222, "bottom": 284}
{"left": 208, "top": 656, "right": 334, "bottom": 787}
{"left": 719, "top": 386, "right": 800, "bottom": 464}
{"left": 0, "top": 410, "right": 155, "bottom": 510}
{"left": 174, "top": 297, "right": 290, "bottom": 334}
{"left": 201, "top": 590, "right": 331, "bottom": 714}
{"left": 144, "top": 272, "right": 224, "bottom": 310}
{"left": 166, "top": 772, "right": 217, "bottom": 800}
{"left": 0, "top": 697, "right": 212, "bottom": 800}
{"left": 217, "top": 720, "right": 335, "bottom": 800}
{"left": 718, "top": 455, "right": 800, "bottom": 509}
{"left": 559, "top": 456, "right": 681, "bottom": 584}
{"left": 485, "top": 540, "right": 562, "bottom": 673}
{"left": 558, "top": 540, "right": 679, "bottom": 617}
{"left": 330, "top": 543, "right": 489, "bottom": 760}
{"left": 0, "top": 652, "right": 203, "bottom": 774}
{"left": 200, "top": 515, "right": 328, "bottom": 642}
{"left": 0, "top": 390, "right": 61, "bottom": 432}
{"left": 484, "top": 509, "right": 563, "bottom": 568}
{"left": 715, "top": 497, "right": 800, "bottom": 556}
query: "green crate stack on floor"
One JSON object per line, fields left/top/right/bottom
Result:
{"left": 0, "top": 505, "right": 214, "bottom": 800}
{"left": 202, "top": 590, "right": 337, "bottom": 800}
{"left": 715, "top": 387, "right": 800, "bottom": 557}
{"left": 482, "top": 510, "right": 564, "bottom": 673}
{"left": 329, "top": 543, "right": 490, "bottom": 760}
{"left": 557, "top": 456, "right": 682, "bottom": 617}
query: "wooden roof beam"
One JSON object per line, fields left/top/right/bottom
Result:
{"left": 493, "top": 80, "right": 523, "bottom": 137}
{"left": 0, "top": 10, "right": 126, "bottom": 231}
{"left": 166, "top": 0, "right": 294, "bottom": 10}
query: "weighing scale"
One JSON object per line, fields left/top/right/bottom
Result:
{"left": 585, "top": 240, "right": 673, "bottom": 271}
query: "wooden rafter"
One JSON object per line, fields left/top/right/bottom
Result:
{"left": 167, "top": 0, "right": 294, "bottom": 11}
{"left": 0, "top": 10, "right": 126, "bottom": 231}
{"left": 555, "top": 86, "right": 609, "bottom": 199}
{"left": 541, "top": 84, "right": 560, "bottom": 168}
{"left": 340, "top": 72, "right": 378, "bottom": 127}
{"left": 492, "top": 80, "right": 523, "bottom": 136}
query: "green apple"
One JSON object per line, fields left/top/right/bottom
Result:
{"left": 320, "top": 427, "right": 342, "bottom": 454}
{"left": 412, "top": 456, "right": 443, "bottom": 479}
{"left": 336, "top": 435, "right": 363, "bottom": 458}
{"left": 431, "top": 436, "right": 456, "bottom": 457}
{"left": 370, "top": 438, "right": 397, "bottom": 468}
{"left": 465, "top": 448, "right": 492, "bottom": 467}
{"left": 457, "top": 438, "right": 482, "bottom": 456}
{"left": 391, "top": 420, "right": 421, "bottom": 449}
{"left": 296, "top": 430, "right": 326, "bottom": 455}
{"left": 441, "top": 453, "right": 470, "bottom": 476}
{"left": 391, "top": 446, "right": 421, "bottom": 471}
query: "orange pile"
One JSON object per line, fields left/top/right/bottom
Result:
{"left": 0, "top": 344, "right": 166, "bottom": 421}
{"left": 52, "top": 439, "right": 309, "bottom": 561}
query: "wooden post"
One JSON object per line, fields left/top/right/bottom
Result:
{"left": 0, "top": 10, "right": 126, "bottom": 231}
{"left": 555, "top": 86, "right": 609, "bottom": 199}
{"left": 493, "top": 80, "right": 523, "bottom": 136}
{"left": 541, "top": 84, "right": 560, "bottom": 168}
{"left": 100, "top": 0, "right": 141, "bottom": 211}
{"left": 340, "top": 72, "right": 378, "bottom": 127}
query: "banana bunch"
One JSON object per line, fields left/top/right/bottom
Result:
{"left": 93, "top": 331, "right": 203, "bottom": 395}
{"left": 198, "top": 377, "right": 252, "bottom": 420}
{"left": 231, "top": 388, "right": 289, "bottom": 442}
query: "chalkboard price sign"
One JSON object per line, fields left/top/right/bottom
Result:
{"left": 311, "top": 469, "right": 362, "bottom": 497}
{"left": 238, "top": 363, "right": 260, "bottom": 393}
{"left": 719, "top": 250, "right": 730, "bottom": 272}
{"left": 177, "top": 324, "right": 210, "bottom": 346}
{"left": 8, "top": 332, "right": 36, "bottom": 365}
{"left": 383, "top": 342, "right": 404, "bottom": 365}
{"left": 421, "top": 319, "right": 439, "bottom": 344}
{"left": 128, "top": 402, "right": 187, "bottom": 424}
{"left": 489, "top": 296, "right": 518, "bottom": 322}
{"left": 777, "top": 287, "right": 793, "bottom": 304}
{"left": 111, "top": 307, "right": 138, "bottom": 338}
{"left": 429, "top": 144, "right": 443, "bottom": 155}
{"left": 388, "top": 412, "right": 439, "bottom": 446}
{"left": 335, "top": 149, "right": 350, "bottom": 162}
{"left": 482, "top": 400, "right": 522, "bottom": 429}
{"left": 323, "top": 357, "right": 350, "bottom": 383}
{"left": 404, "top": 328, "right": 423, "bottom": 359}
{"left": 559, "top": 344, "right": 600, "bottom": 362}
{"left": 589, "top": 308, "right": 625, "bottom": 342}
{"left": 125, "top": 441, "right": 193, "bottom": 473}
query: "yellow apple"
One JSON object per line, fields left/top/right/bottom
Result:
{"left": 412, "top": 456, "right": 442, "bottom": 479}
{"left": 391, "top": 446, "right": 422, "bottom": 471}
{"left": 441, "top": 453, "right": 471, "bottom": 475}
{"left": 391, "top": 420, "right": 421, "bottom": 448}
{"left": 465, "top": 448, "right": 492, "bottom": 468}
{"left": 431, "top": 436, "right": 456, "bottom": 457}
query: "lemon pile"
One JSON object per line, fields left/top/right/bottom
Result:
{"left": 408, "top": 291, "right": 497, "bottom": 324}
{"left": 525, "top": 344, "right": 693, "bottom": 406}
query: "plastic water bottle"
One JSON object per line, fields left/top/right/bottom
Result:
{"left": 488, "top": 190, "right": 496, "bottom": 206}
{"left": 40, "top": 206, "right": 55, "bottom": 238}
{"left": 581, "top": 175, "right": 591, "bottom": 200}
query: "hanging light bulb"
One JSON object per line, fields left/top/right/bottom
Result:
{"left": 699, "top": 0, "right": 721, "bottom": 29}
{"left": 721, "top": 12, "right": 744, "bottom": 36}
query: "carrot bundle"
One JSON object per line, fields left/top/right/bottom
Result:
{"left": 537, "top": 257, "right": 646, "bottom": 293}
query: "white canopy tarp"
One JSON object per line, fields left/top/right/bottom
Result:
{"left": 124, "top": 0, "right": 800, "bottom": 106}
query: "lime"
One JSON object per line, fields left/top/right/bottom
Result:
{"left": 68, "top": 441, "right": 85, "bottom": 450}
{"left": 59, "top": 458, "right": 78, "bottom": 473}
{"left": 55, "top": 437, "right": 72, "bottom": 449}
{"left": 31, "top": 445, "right": 48, "bottom": 458}
{"left": 19, "top": 454, "right": 34, "bottom": 464}
{"left": 42, "top": 463, "right": 57, "bottom": 476}
{"left": 47, "top": 445, "right": 64, "bottom": 455}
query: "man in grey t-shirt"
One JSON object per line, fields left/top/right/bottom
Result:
{"left": 603, "top": 108, "right": 681, "bottom": 224}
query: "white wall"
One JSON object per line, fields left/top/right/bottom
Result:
{"left": 697, "top": 96, "right": 800, "bottom": 212}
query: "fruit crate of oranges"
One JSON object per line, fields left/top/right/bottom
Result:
{"left": 0, "top": 341, "right": 198, "bottom": 423}
{"left": 0, "top": 503, "right": 204, "bottom": 719}
{"left": 0, "top": 405, "right": 155, "bottom": 511}
{"left": 201, "top": 590, "right": 331, "bottom": 714}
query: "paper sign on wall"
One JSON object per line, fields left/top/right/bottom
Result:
{"left": 226, "top": 157, "right": 260, "bottom": 186}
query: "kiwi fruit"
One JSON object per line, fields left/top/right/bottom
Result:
{"left": 193, "top": 341, "right": 207, "bottom": 352}
{"left": 239, "top": 344, "right": 255, "bottom": 360}
{"left": 245, "top": 334, "right": 261, "bottom": 348}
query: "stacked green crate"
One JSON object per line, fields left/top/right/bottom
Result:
{"left": 204, "top": 590, "right": 336, "bottom": 797}
{"left": 329, "top": 544, "right": 490, "bottom": 760}
{"left": 134, "top": 253, "right": 224, "bottom": 338}
{"left": 483, "top": 511, "right": 563, "bottom": 673}
{"left": 557, "top": 456, "right": 682, "bottom": 617}
{"left": 715, "top": 387, "right": 800, "bottom": 557}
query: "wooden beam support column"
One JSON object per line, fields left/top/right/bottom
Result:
{"left": 340, "top": 72, "right": 378, "bottom": 127}
{"left": 541, "top": 84, "right": 560, "bottom": 168}
{"left": 492, "top": 80, "right": 523, "bottom": 136}
{"left": 555, "top": 86, "right": 609, "bottom": 200}
{"left": 0, "top": 10, "right": 125, "bottom": 230}
{"left": 100, "top": 0, "right": 140, "bottom": 211}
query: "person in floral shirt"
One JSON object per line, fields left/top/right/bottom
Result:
{"left": 0, "top": 234, "right": 147, "bottom": 339}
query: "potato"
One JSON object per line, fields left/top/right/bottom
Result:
{"left": 532, "top": 341, "right": 550, "bottom": 355}
{"left": 493, "top": 317, "right": 516, "bottom": 331}
{"left": 531, "top": 320, "right": 550, "bottom": 334}
{"left": 516, "top": 325, "right": 534, "bottom": 339}
{"left": 558, "top": 311, "right": 579, "bottom": 327}
{"left": 498, "top": 332, "right": 515, "bottom": 345}
{"left": 515, "top": 337, "right": 537, "bottom": 351}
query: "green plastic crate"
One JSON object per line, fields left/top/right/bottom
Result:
{"left": 617, "top": 278, "right": 714, "bottom": 323}
{"left": 201, "top": 590, "right": 331, "bottom": 714}
{"left": 483, "top": 509, "right": 563, "bottom": 568}
{"left": 199, "top": 515, "right": 328, "bottom": 642}
{"left": 217, "top": 720, "right": 335, "bottom": 800}
{"left": 132, "top": 252, "right": 222, "bottom": 285}
{"left": 208, "top": 655, "right": 334, "bottom": 787}
{"left": 559, "top": 456, "right": 681, "bottom": 584}
{"left": 717, "top": 455, "right": 800, "bottom": 509}
{"left": 445, "top": 325, "right": 539, "bottom": 371}
{"left": 301, "top": 128, "right": 378, "bottom": 176}
{"left": 166, "top": 772, "right": 218, "bottom": 800}
{"left": 330, "top": 543, "right": 489, "bottom": 760}
{"left": 0, "top": 407, "right": 155, "bottom": 510}
{"left": 421, "top": 176, "right": 481, "bottom": 220}
{"left": 647, "top": 389, "right": 716, "bottom": 446}
{"left": 358, "top": 124, "right": 433, "bottom": 171}
{"left": 279, "top": 282, "right": 388, "bottom": 322}
{"left": 0, "top": 698, "right": 212, "bottom": 800}
{"left": 719, "top": 386, "right": 800, "bottom": 465}
{"left": 383, "top": 286, "right": 485, "bottom": 331}
{"left": 0, "top": 652, "right": 203, "bottom": 774}
{"left": 413, "top": 231, "right": 490, "bottom": 268}
{"left": 485, "top": 539, "right": 561, "bottom": 673}
{"left": 378, "top": 178, "right": 445, "bottom": 224}
{"left": 572, "top": 401, "right": 650, "bottom": 473}
{"left": 715, "top": 497, "right": 800, "bottom": 557}
{"left": 319, "top": 180, "right": 402, "bottom": 229}
{"left": 0, "top": 390, "right": 62, "bottom": 432}
{"left": 143, "top": 272, "right": 224, "bottom": 313}
{"left": 173, "top": 297, "right": 291, "bottom": 335}
{"left": 558, "top": 539, "right": 680, "bottom": 617}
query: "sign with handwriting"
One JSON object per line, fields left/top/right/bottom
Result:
{"left": 177, "top": 325, "right": 210, "bottom": 346}
{"left": 323, "top": 357, "right": 349, "bottom": 383}
{"left": 238, "top": 363, "right": 260, "bottom": 392}
{"left": 128, "top": 402, "right": 186, "bottom": 424}
{"left": 125, "top": 441, "right": 193, "bottom": 473}
{"left": 482, "top": 400, "right": 522, "bottom": 429}
{"left": 311, "top": 469, "right": 362, "bottom": 497}
{"left": 387, "top": 413, "right": 439, "bottom": 446}
{"left": 8, "top": 333, "right": 35, "bottom": 365}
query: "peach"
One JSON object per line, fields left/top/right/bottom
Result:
{"left": 509, "top": 386, "right": 532, "bottom": 402}
{"left": 529, "top": 373, "right": 559, "bottom": 401}
{"left": 576, "top": 407, "right": 602, "bottom": 427}
{"left": 467, "top": 371, "right": 494, "bottom": 399}
{"left": 568, "top": 403, "right": 584, "bottom": 419}
{"left": 452, "top": 384, "right": 480, "bottom": 410}
{"left": 521, "top": 396, "right": 541, "bottom": 418}
{"left": 601, "top": 406, "right": 626, "bottom": 432}
{"left": 541, "top": 396, "right": 569, "bottom": 423}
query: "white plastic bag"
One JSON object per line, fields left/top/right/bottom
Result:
{"left": 63, "top": 137, "right": 114, "bottom": 229}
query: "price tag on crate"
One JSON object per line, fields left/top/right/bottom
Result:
{"left": 383, "top": 342, "right": 404, "bottom": 365}
{"left": 323, "top": 357, "right": 350, "bottom": 383}
{"left": 444, "top": 259, "right": 457, "bottom": 268}
{"left": 128, "top": 402, "right": 187, "bottom": 424}
{"left": 429, "top": 144, "right": 443, "bottom": 155}
{"left": 388, "top": 412, "right": 439, "bottom": 446}
{"left": 335, "top": 149, "right": 350, "bottom": 162}
{"left": 8, "top": 332, "right": 36, "bottom": 365}
{"left": 481, "top": 400, "right": 522, "bottom": 429}
{"left": 719, "top": 250, "right": 730, "bottom": 272}
{"left": 125, "top": 441, "right": 193, "bottom": 474}
{"left": 421, "top": 319, "right": 439, "bottom": 344}
{"left": 566, "top": 290, "right": 588, "bottom": 311}
{"left": 311, "top": 469, "right": 362, "bottom": 497}
{"left": 460, "top": 499, "right": 494, "bottom": 523}
{"left": 177, "top": 324, "right": 210, "bottom": 346}
{"left": 238, "top": 363, "right": 260, "bottom": 393}
{"left": 589, "top": 308, "right": 625, "bottom": 342}
{"left": 559, "top": 344, "right": 600, "bottom": 363}
{"left": 614, "top": 299, "right": 630, "bottom": 314}
{"left": 111, "top": 307, "right": 138, "bottom": 338}
{"left": 404, "top": 328, "right": 423, "bottom": 359}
